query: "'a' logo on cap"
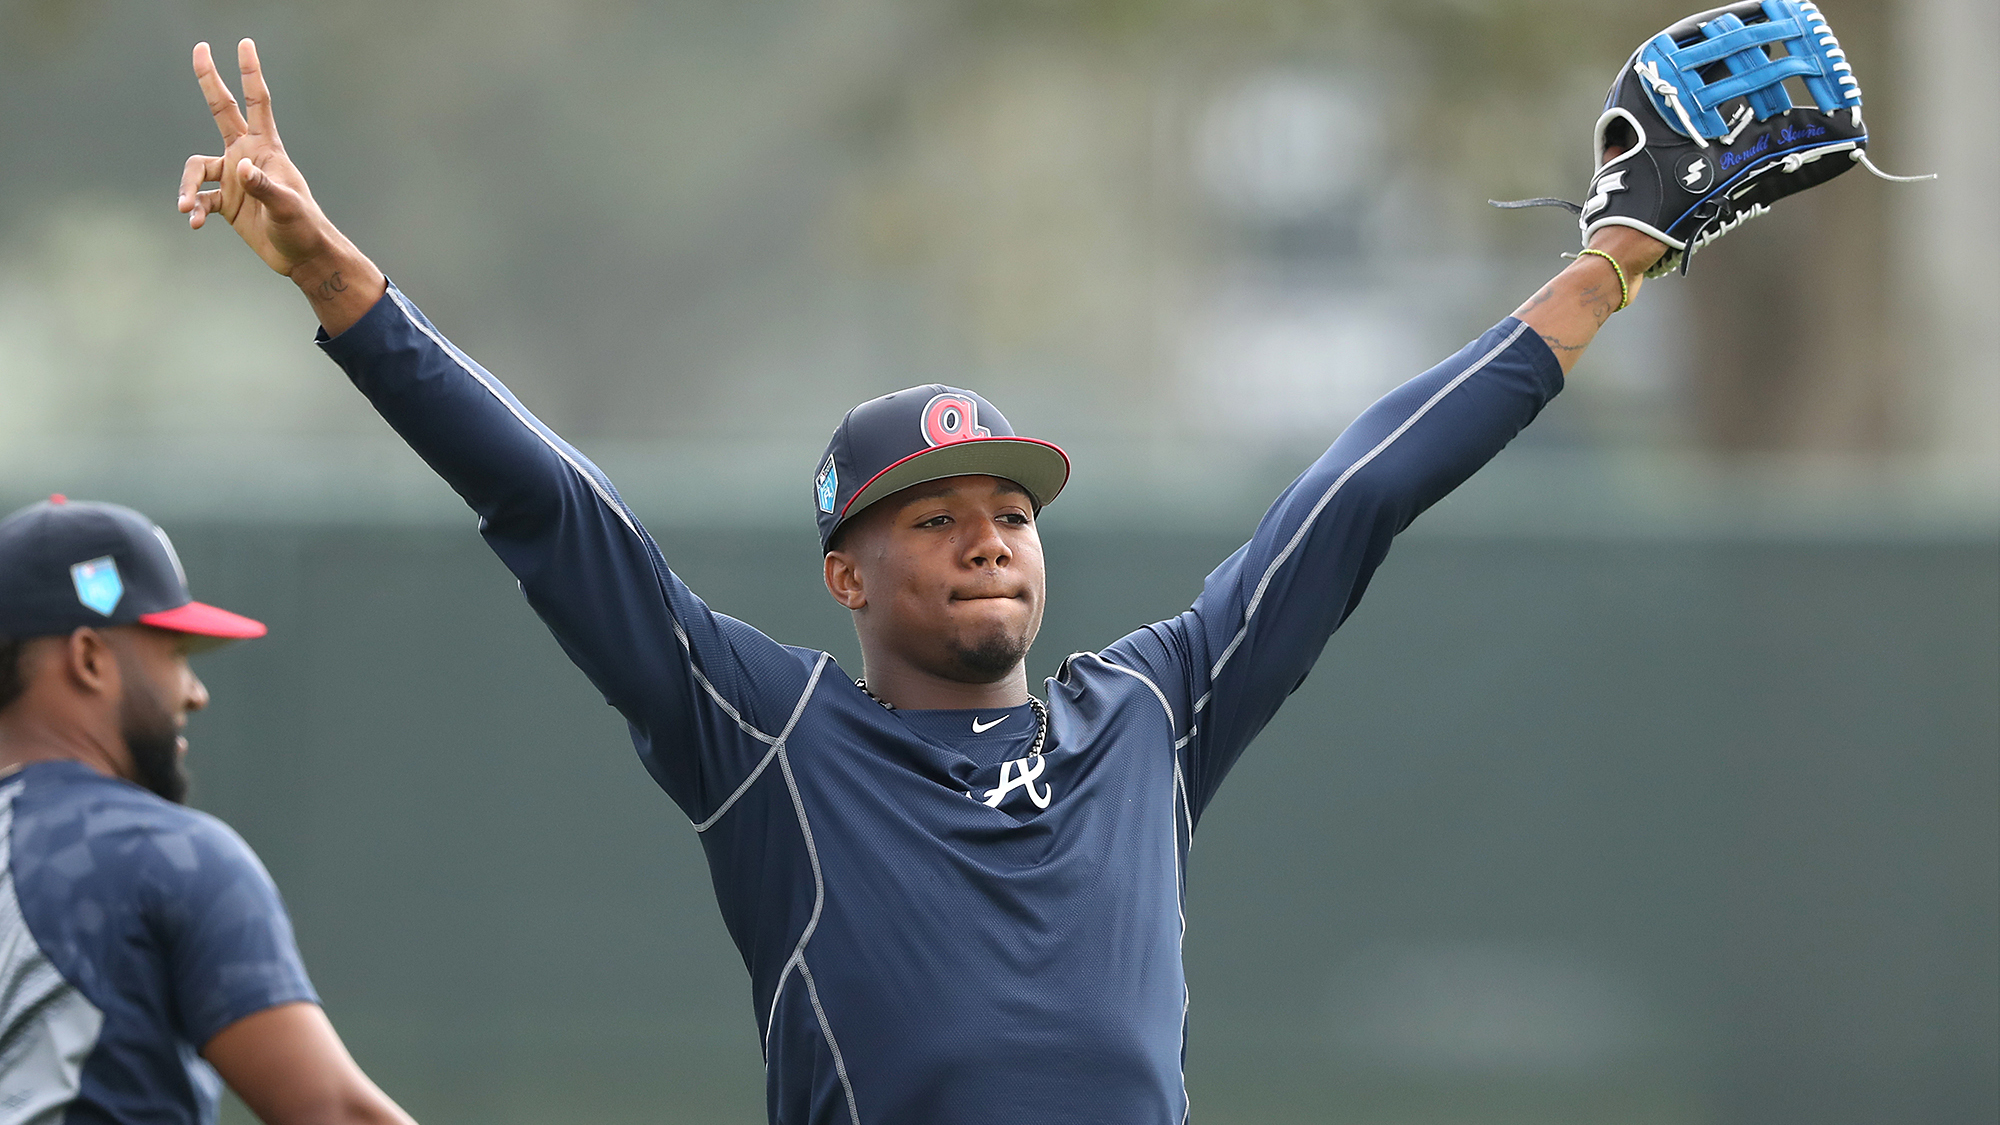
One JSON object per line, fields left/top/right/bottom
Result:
{"left": 922, "top": 393, "right": 991, "bottom": 447}
{"left": 815, "top": 454, "right": 839, "bottom": 514}
{"left": 71, "top": 556, "right": 124, "bottom": 617}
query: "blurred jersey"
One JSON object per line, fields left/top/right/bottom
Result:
{"left": 0, "top": 762, "right": 317, "bottom": 1124}
{"left": 319, "top": 285, "right": 1560, "bottom": 1123}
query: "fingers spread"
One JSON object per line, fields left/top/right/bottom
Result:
{"left": 178, "top": 154, "right": 223, "bottom": 209}
{"left": 237, "top": 38, "right": 277, "bottom": 136}
{"left": 192, "top": 41, "right": 249, "bottom": 143}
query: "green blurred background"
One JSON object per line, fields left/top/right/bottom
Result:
{"left": 1, "top": 0, "right": 1994, "bottom": 1122}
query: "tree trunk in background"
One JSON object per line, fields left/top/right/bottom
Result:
{"left": 1899, "top": 0, "right": 2000, "bottom": 480}
{"left": 1686, "top": 0, "right": 1898, "bottom": 454}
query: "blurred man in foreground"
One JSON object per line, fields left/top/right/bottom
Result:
{"left": 0, "top": 496, "right": 417, "bottom": 1125}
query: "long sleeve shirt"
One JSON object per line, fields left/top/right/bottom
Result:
{"left": 317, "top": 287, "right": 1562, "bottom": 1124}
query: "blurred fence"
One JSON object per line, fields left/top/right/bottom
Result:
{"left": 111, "top": 514, "right": 1996, "bottom": 1125}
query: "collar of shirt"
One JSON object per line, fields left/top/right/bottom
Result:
{"left": 889, "top": 702, "right": 1040, "bottom": 766}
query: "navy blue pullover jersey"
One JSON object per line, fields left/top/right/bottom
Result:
{"left": 0, "top": 762, "right": 317, "bottom": 1123}
{"left": 318, "top": 286, "right": 1562, "bottom": 1124}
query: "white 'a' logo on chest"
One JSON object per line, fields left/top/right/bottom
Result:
{"left": 982, "top": 755, "right": 1052, "bottom": 810}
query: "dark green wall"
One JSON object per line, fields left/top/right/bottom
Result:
{"left": 163, "top": 522, "right": 1996, "bottom": 1125}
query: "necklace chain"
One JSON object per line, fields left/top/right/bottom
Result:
{"left": 857, "top": 679, "right": 1049, "bottom": 757}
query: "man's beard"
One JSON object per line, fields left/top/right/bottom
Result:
{"left": 949, "top": 629, "right": 1032, "bottom": 682}
{"left": 119, "top": 674, "right": 189, "bottom": 805}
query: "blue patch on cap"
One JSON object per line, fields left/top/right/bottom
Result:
{"left": 815, "top": 455, "right": 838, "bottom": 514}
{"left": 71, "top": 556, "right": 123, "bottom": 617}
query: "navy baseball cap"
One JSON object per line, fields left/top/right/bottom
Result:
{"left": 814, "top": 385, "right": 1069, "bottom": 552}
{"left": 0, "top": 496, "right": 266, "bottom": 646}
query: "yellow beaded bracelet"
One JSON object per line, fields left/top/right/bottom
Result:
{"left": 1571, "top": 247, "right": 1630, "bottom": 312}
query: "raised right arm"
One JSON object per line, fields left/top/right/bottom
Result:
{"left": 177, "top": 40, "right": 812, "bottom": 818}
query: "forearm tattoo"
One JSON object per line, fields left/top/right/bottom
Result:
{"left": 1517, "top": 263, "right": 1620, "bottom": 360}
{"left": 1536, "top": 330, "right": 1587, "bottom": 357}
{"left": 1578, "top": 279, "right": 1617, "bottom": 327}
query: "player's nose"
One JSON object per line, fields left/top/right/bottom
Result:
{"left": 963, "top": 519, "right": 1011, "bottom": 569}
{"left": 182, "top": 667, "right": 211, "bottom": 714}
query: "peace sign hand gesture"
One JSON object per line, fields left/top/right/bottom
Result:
{"left": 179, "top": 39, "right": 382, "bottom": 333}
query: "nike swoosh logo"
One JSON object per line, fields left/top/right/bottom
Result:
{"left": 971, "top": 716, "right": 1007, "bottom": 734}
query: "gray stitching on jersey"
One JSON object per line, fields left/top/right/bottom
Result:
{"left": 1170, "top": 758, "right": 1190, "bottom": 917}
{"left": 388, "top": 290, "right": 780, "bottom": 746}
{"left": 796, "top": 960, "right": 862, "bottom": 1125}
{"left": 1088, "top": 652, "right": 1198, "bottom": 749}
{"left": 388, "top": 289, "right": 640, "bottom": 539}
{"left": 1088, "top": 654, "right": 1179, "bottom": 733}
{"left": 693, "top": 747, "right": 777, "bottom": 833}
{"left": 1195, "top": 321, "right": 1531, "bottom": 713}
{"left": 1174, "top": 759, "right": 1193, "bottom": 854}
{"left": 1171, "top": 759, "right": 1192, "bottom": 1124}
{"left": 763, "top": 730, "right": 861, "bottom": 1122}
{"left": 763, "top": 742, "right": 819, "bottom": 1047}
{"left": 693, "top": 655, "right": 828, "bottom": 833}
{"left": 671, "top": 621, "right": 778, "bottom": 746}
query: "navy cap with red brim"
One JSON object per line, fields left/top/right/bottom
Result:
{"left": 813, "top": 385, "right": 1070, "bottom": 552}
{"left": 0, "top": 496, "right": 269, "bottom": 646}
{"left": 139, "top": 601, "right": 268, "bottom": 641}
{"left": 838, "top": 436, "right": 1070, "bottom": 527}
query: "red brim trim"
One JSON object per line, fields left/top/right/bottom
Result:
{"left": 837, "top": 437, "right": 1072, "bottom": 522}
{"left": 138, "top": 601, "right": 268, "bottom": 640}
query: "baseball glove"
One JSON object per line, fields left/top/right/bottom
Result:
{"left": 1496, "top": 0, "right": 1931, "bottom": 276}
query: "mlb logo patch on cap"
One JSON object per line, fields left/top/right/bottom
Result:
{"left": 0, "top": 496, "right": 266, "bottom": 643}
{"left": 71, "top": 556, "right": 124, "bottom": 617}
{"left": 816, "top": 455, "right": 839, "bottom": 515}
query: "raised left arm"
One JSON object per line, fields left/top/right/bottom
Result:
{"left": 1103, "top": 224, "right": 1666, "bottom": 811}
{"left": 1105, "top": 314, "right": 1566, "bottom": 817}
{"left": 1512, "top": 224, "right": 1669, "bottom": 374}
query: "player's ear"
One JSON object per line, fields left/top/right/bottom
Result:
{"left": 823, "top": 550, "right": 867, "bottom": 611}
{"left": 59, "top": 628, "right": 119, "bottom": 698}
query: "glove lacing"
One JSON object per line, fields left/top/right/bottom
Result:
{"left": 1634, "top": 59, "right": 1709, "bottom": 149}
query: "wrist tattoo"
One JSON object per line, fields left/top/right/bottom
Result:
{"left": 310, "top": 271, "right": 349, "bottom": 303}
{"left": 1578, "top": 281, "right": 1617, "bottom": 327}
{"left": 1536, "top": 331, "right": 1585, "bottom": 357}
{"left": 1518, "top": 283, "right": 1556, "bottom": 315}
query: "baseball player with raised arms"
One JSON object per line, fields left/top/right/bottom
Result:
{"left": 177, "top": 4, "right": 1896, "bottom": 1118}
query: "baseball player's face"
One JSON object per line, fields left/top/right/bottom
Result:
{"left": 828, "top": 475, "right": 1045, "bottom": 683}
{"left": 108, "top": 626, "right": 210, "bottom": 803}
